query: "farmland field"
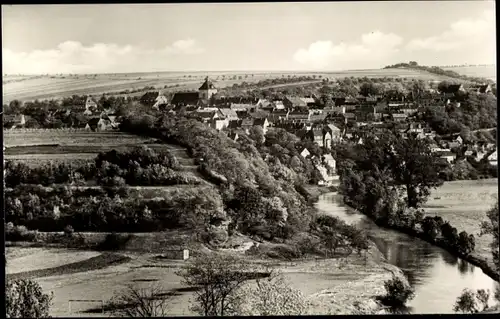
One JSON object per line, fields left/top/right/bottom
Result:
{"left": 423, "top": 178, "right": 498, "bottom": 263}
{"left": 442, "top": 65, "right": 496, "bottom": 81}
{"left": 3, "top": 68, "right": 464, "bottom": 103}
{"left": 3, "top": 129, "right": 198, "bottom": 168}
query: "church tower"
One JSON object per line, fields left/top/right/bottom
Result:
{"left": 198, "top": 76, "right": 217, "bottom": 100}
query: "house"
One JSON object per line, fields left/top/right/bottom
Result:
{"left": 253, "top": 118, "right": 270, "bottom": 134}
{"left": 299, "top": 96, "right": 317, "bottom": 107}
{"left": 171, "top": 92, "right": 200, "bottom": 106}
{"left": 267, "top": 109, "right": 289, "bottom": 123}
{"left": 487, "top": 150, "right": 497, "bottom": 166}
{"left": 324, "top": 124, "right": 342, "bottom": 141}
{"left": 241, "top": 118, "right": 254, "bottom": 133}
{"left": 227, "top": 120, "right": 242, "bottom": 130}
{"left": 140, "top": 91, "right": 167, "bottom": 109}
{"left": 309, "top": 111, "right": 327, "bottom": 123}
{"left": 218, "top": 108, "right": 239, "bottom": 121}
{"left": 468, "top": 84, "right": 492, "bottom": 94}
{"left": 198, "top": 77, "right": 218, "bottom": 100}
{"left": 305, "top": 127, "right": 325, "bottom": 147}
{"left": 287, "top": 109, "right": 310, "bottom": 123}
{"left": 210, "top": 118, "right": 229, "bottom": 131}
{"left": 300, "top": 148, "right": 311, "bottom": 158}
{"left": 438, "top": 151, "right": 456, "bottom": 163}
{"left": 86, "top": 117, "right": 111, "bottom": 131}
{"left": 249, "top": 109, "right": 269, "bottom": 120}
{"left": 391, "top": 113, "right": 408, "bottom": 122}
{"left": 273, "top": 100, "right": 286, "bottom": 110}
{"left": 85, "top": 96, "right": 98, "bottom": 110}
{"left": 153, "top": 94, "right": 169, "bottom": 110}
{"left": 228, "top": 131, "right": 239, "bottom": 141}
{"left": 256, "top": 99, "right": 273, "bottom": 109}
{"left": 196, "top": 109, "right": 220, "bottom": 122}
{"left": 284, "top": 96, "right": 308, "bottom": 109}
{"left": 3, "top": 114, "right": 26, "bottom": 129}
{"left": 323, "top": 131, "right": 332, "bottom": 149}
{"left": 323, "top": 153, "right": 336, "bottom": 171}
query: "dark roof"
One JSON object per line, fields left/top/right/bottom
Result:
{"left": 140, "top": 91, "right": 159, "bottom": 103}
{"left": 199, "top": 77, "right": 216, "bottom": 90}
{"left": 441, "top": 84, "right": 463, "bottom": 94}
{"left": 171, "top": 92, "right": 199, "bottom": 106}
{"left": 228, "top": 120, "right": 242, "bottom": 129}
{"left": 253, "top": 118, "right": 268, "bottom": 126}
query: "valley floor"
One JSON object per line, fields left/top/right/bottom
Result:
{"left": 6, "top": 241, "right": 402, "bottom": 316}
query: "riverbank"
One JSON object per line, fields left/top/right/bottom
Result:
{"left": 341, "top": 197, "right": 499, "bottom": 283}
{"left": 304, "top": 184, "right": 338, "bottom": 202}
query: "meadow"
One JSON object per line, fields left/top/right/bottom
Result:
{"left": 423, "top": 178, "right": 498, "bottom": 263}
{"left": 3, "top": 68, "right": 462, "bottom": 103}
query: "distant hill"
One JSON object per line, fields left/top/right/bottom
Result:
{"left": 384, "top": 62, "right": 495, "bottom": 84}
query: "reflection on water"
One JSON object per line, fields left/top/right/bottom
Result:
{"left": 315, "top": 192, "right": 500, "bottom": 314}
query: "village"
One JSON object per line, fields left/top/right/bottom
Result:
{"left": 4, "top": 76, "right": 497, "bottom": 184}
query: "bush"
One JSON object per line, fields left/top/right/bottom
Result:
{"left": 6, "top": 279, "right": 53, "bottom": 318}
{"left": 379, "top": 275, "right": 415, "bottom": 309}
{"left": 453, "top": 288, "right": 479, "bottom": 313}
{"left": 64, "top": 225, "right": 74, "bottom": 237}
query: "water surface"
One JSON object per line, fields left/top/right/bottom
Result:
{"left": 315, "top": 192, "right": 499, "bottom": 314}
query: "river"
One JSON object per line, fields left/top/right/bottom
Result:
{"left": 315, "top": 191, "right": 499, "bottom": 314}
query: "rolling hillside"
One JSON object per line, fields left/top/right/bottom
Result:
{"left": 3, "top": 68, "right": 466, "bottom": 104}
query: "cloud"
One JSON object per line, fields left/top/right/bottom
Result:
{"left": 163, "top": 38, "right": 205, "bottom": 55}
{"left": 406, "top": 10, "right": 495, "bottom": 52}
{"left": 293, "top": 31, "right": 403, "bottom": 70}
{"left": 2, "top": 39, "right": 205, "bottom": 74}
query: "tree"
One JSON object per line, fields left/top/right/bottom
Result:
{"left": 457, "top": 231, "right": 475, "bottom": 255}
{"left": 453, "top": 288, "right": 479, "bottom": 313}
{"left": 392, "top": 133, "right": 444, "bottom": 208}
{"left": 480, "top": 201, "right": 499, "bottom": 273}
{"left": 359, "top": 82, "right": 382, "bottom": 97}
{"left": 109, "top": 284, "right": 171, "bottom": 317}
{"left": 475, "top": 289, "right": 490, "bottom": 311}
{"left": 248, "top": 126, "right": 265, "bottom": 146}
{"left": 378, "top": 275, "right": 415, "bottom": 309}
{"left": 233, "top": 271, "right": 308, "bottom": 315}
{"left": 176, "top": 253, "right": 251, "bottom": 316}
{"left": 6, "top": 279, "right": 53, "bottom": 318}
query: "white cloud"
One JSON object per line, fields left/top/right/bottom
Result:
{"left": 2, "top": 39, "right": 205, "bottom": 74}
{"left": 293, "top": 31, "right": 403, "bottom": 70}
{"left": 163, "top": 38, "right": 205, "bottom": 55}
{"left": 406, "top": 10, "right": 495, "bottom": 52}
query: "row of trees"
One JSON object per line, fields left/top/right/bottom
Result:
{"left": 5, "top": 185, "right": 224, "bottom": 233}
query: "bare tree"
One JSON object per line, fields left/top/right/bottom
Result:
{"left": 109, "top": 284, "right": 172, "bottom": 317}
{"left": 176, "top": 253, "right": 250, "bottom": 316}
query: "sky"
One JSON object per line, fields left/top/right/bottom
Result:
{"left": 1, "top": 1, "right": 496, "bottom": 74}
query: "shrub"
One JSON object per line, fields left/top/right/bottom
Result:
{"left": 6, "top": 279, "right": 53, "bottom": 318}
{"left": 453, "top": 288, "right": 479, "bottom": 313}
{"left": 379, "top": 275, "right": 415, "bottom": 309}
{"left": 64, "top": 225, "right": 74, "bottom": 237}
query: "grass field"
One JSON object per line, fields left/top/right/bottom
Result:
{"left": 5, "top": 241, "right": 400, "bottom": 316}
{"left": 3, "top": 68, "right": 464, "bottom": 103}
{"left": 423, "top": 178, "right": 498, "bottom": 263}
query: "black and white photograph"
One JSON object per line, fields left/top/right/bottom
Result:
{"left": 2, "top": 1, "right": 499, "bottom": 316}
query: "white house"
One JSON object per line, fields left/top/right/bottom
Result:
{"left": 300, "top": 148, "right": 311, "bottom": 158}
{"left": 323, "top": 154, "right": 336, "bottom": 171}
{"left": 487, "top": 150, "right": 497, "bottom": 166}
